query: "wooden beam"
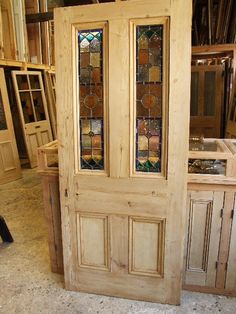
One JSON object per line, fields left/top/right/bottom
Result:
{"left": 26, "top": 12, "right": 53, "bottom": 24}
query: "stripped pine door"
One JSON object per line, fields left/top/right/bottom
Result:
{"left": 190, "top": 65, "right": 224, "bottom": 138}
{"left": 12, "top": 71, "right": 53, "bottom": 168}
{"left": 0, "top": 68, "right": 21, "bottom": 184}
{"left": 55, "top": 0, "right": 192, "bottom": 304}
{"left": 0, "top": 0, "right": 17, "bottom": 59}
{"left": 12, "top": 0, "right": 28, "bottom": 61}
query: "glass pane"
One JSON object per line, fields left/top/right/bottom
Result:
{"left": 29, "top": 75, "right": 41, "bottom": 89}
{"left": 188, "top": 159, "right": 226, "bottom": 175}
{"left": 32, "top": 91, "right": 46, "bottom": 121}
{"left": 190, "top": 72, "right": 199, "bottom": 116}
{"left": 16, "top": 75, "right": 29, "bottom": 90}
{"left": 20, "top": 92, "right": 35, "bottom": 123}
{"left": 204, "top": 71, "right": 216, "bottom": 116}
{"left": 78, "top": 28, "right": 104, "bottom": 170}
{"left": 136, "top": 25, "right": 163, "bottom": 173}
{"left": 0, "top": 91, "right": 7, "bottom": 130}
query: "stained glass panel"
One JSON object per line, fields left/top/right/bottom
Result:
{"left": 136, "top": 25, "right": 163, "bottom": 173}
{"left": 78, "top": 29, "right": 104, "bottom": 170}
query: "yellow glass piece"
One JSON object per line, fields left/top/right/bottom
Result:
{"left": 138, "top": 136, "right": 148, "bottom": 150}
{"left": 138, "top": 34, "right": 149, "bottom": 49}
{"left": 149, "top": 66, "right": 161, "bottom": 82}
{"left": 81, "top": 120, "right": 90, "bottom": 134}
{"left": 90, "top": 53, "right": 100, "bottom": 67}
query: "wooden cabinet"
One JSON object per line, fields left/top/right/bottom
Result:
{"left": 183, "top": 138, "right": 236, "bottom": 296}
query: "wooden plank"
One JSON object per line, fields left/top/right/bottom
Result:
{"left": 216, "top": 191, "right": 235, "bottom": 288}
{"left": 26, "top": 12, "right": 53, "bottom": 23}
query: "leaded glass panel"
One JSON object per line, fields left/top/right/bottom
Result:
{"left": 136, "top": 25, "right": 163, "bottom": 173}
{"left": 78, "top": 29, "right": 104, "bottom": 170}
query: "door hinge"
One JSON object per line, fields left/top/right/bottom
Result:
{"left": 231, "top": 209, "right": 234, "bottom": 219}
{"left": 220, "top": 208, "right": 224, "bottom": 218}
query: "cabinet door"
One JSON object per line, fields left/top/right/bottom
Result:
{"left": 55, "top": 0, "right": 192, "bottom": 305}
{"left": 225, "top": 194, "right": 236, "bottom": 291}
{"left": 183, "top": 190, "right": 223, "bottom": 287}
{"left": 0, "top": 68, "right": 21, "bottom": 184}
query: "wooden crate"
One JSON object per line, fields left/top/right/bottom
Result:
{"left": 37, "top": 140, "right": 63, "bottom": 274}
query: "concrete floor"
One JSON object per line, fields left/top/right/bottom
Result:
{"left": 0, "top": 169, "right": 236, "bottom": 314}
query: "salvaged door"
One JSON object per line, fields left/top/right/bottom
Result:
{"left": 55, "top": 0, "right": 192, "bottom": 304}
{"left": 0, "top": 68, "right": 21, "bottom": 184}
{"left": 190, "top": 65, "right": 224, "bottom": 138}
{"left": 12, "top": 0, "right": 28, "bottom": 61}
{"left": 12, "top": 71, "right": 53, "bottom": 168}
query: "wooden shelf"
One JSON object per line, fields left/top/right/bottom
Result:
{"left": 0, "top": 58, "right": 55, "bottom": 71}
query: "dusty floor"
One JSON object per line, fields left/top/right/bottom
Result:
{"left": 0, "top": 169, "right": 236, "bottom": 314}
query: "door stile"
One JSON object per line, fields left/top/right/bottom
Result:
{"left": 164, "top": 1, "right": 192, "bottom": 303}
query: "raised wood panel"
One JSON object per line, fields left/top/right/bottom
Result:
{"left": 77, "top": 213, "right": 110, "bottom": 270}
{"left": 0, "top": 141, "right": 16, "bottom": 171}
{"left": 41, "top": 130, "right": 50, "bottom": 145}
{"left": 129, "top": 216, "right": 165, "bottom": 277}
{"left": 184, "top": 191, "right": 224, "bottom": 287}
{"left": 186, "top": 199, "right": 213, "bottom": 272}
{"left": 225, "top": 194, "right": 236, "bottom": 291}
{"left": 28, "top": 132, "right": 40, "bottom": 164}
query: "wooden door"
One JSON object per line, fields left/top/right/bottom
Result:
{"left": 12, "top": 0, "right": 28, "bottom": 61}
{"left": 0, "top": 68, "right": 21, "bottom": 184}
{"left": 25, "top": 0, "right": 42, "bottom": 64}
{"left": 0, "top": 0, "right": 17, "bottom": 59}
{"left": 190, "top": 65, "right": 224, "bottom": 138}
{"left": 12, "top": 71, "right": 53, "bottom": 168}
{"left": 44, "top": 70, "right": 56, "bottom": 138}
{"left": 183, "top": 190, "right": 223, "bottom": 287}
{"left": 226, "top": 79, "right": 236, "bottom": 138}
{"left": 55, "top": 0, "right": 192, "bottom": 305}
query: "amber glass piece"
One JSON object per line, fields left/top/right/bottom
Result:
{"left": 84, "top": 94, "right": 99, "bottom": 109}
{"left": 92, "top": 68, "right": 101, "bottom": 83}
{"left": 0, "top": 91, "right": 7, "bottom": 130}
{"left": 80, "top": 53, "right": 90, "bottom": 67}
{"left": 141, "top": 94, "right": 157, "bottom": 109}
{"left": 138, "top": 34, "right": 149, "bottom": 49}
{"left": 139, "top": 50, "right": 149, "bottom": 65}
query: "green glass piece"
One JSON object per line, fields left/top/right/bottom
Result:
{"left": 146, "top": 30, "right": 154, "bottom": 38}
{"left": 86, "top": 33, "right": 94, "bottom": 41}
